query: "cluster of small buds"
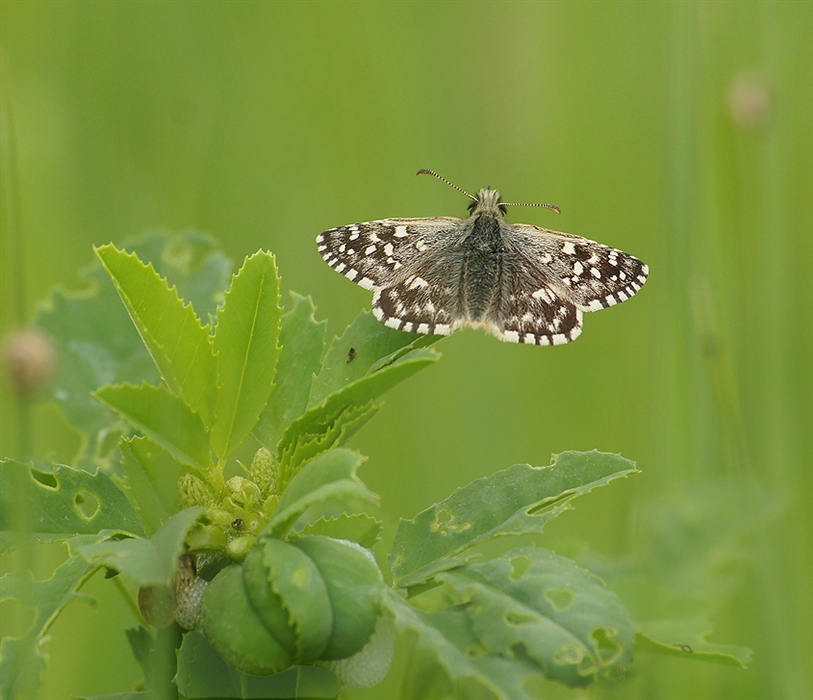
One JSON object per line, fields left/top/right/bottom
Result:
{"left": 180, "top": 448, "right": 285, "bottom": 561}
{"left": 178, "top": 472, "right": 213, "bottom": 509}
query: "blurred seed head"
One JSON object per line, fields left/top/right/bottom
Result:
{"left": 2, "top": 328, "right": 57, "bottom": 398}
{"left": 727, "top": 71, "right": 772, "bottom": 131}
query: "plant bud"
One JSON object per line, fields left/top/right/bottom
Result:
{"left": 178, "top": 473, "right": 212, "bottom": 508}
{"left": 250, "top": 447, "right": 279, "bottom": 497}
{"left": 2, "top": 328, "right": 57, "bottom": 397}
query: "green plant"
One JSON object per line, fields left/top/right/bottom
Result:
{"left": 0, "top": 232, "right": 750, "bottom": 699}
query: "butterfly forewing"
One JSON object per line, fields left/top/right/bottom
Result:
{"left": 316, "top": 217, "right": 463, "bottom": 291}
{"left": 509, "top": 224, "right": 649, "bottom": 312}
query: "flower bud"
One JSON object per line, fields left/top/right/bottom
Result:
{"left": 2, "top": 328, "right": 57, "bottom": 397}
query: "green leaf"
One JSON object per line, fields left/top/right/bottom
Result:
{"left": 95, "top": 243, "right": 217, "bottom": 424}
{"left": 0, "top": 459, "right": 144, "bottom": 553}
{"left": 176, "top": 631, "right": 342, "bottom": 699}
{"left": 267, "top": 311, "right": 439, "bottom": 487}
{"left": 635, "top": 618, "right": 752, "bottom": 667}
{"left": 253, "top": 293, "right": 327, "bottom": 451}
{"left": 127, "top": 230, "right": 232, "bottom": 321}
{"left": 94, "top": 382, "right": 210, "bottom": 470}
{"left": 383, "top": 588, "right": 510, "bottom": 699}
{"left": 391, "top": 451, "right": 637, "bottom": 587}
{"left": 277, "top": 400, "right": 378, "bottom": 488}
{"left": 437, "top": 546, "right": 634, "bottom": 687}
{"left": 266, "top": 449, "right": 379, "bottom": 538}
{"left": 307, "top": 310, "right": 438, "bottom": 408}
{"left": 297, "top": 513, "right": 383, "bottom": 549}
{"left": 210, "top": 251, "right": 283, "bottom": 459}
{"left": 34, "top": 231, "right": 231, "bottom": 466}
{"left": 76, "top": 508, "right": 203, "bottom": 586}
{"left": 0, "top": 553, "right": 97, "bottom": 700}
{"left": 117, "top": 437, "right": 189, "bottom": 536}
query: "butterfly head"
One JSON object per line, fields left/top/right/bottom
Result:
{"left": 468, "top": 187, "right": 507, "bottom": 217}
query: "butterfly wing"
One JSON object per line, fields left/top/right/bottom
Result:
{"left": 507, "top": 224, "right": 649, "bottom": 312}
{"left": 317, "top": 217, "right": 468, "bottom": 335}
{"left": 487, "top": 255, "right": 584, "bottom": 346}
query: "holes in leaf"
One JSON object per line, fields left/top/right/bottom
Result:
{"left": 544, "top": 587, "right": 575, "bottom": 611}
{"left": 465, "top": 642, "right": 488, "bottom": 658}
{"left": 509, "top": 555, "right": 532, "bottom": 580}
{"left": 504, "top": 611, "right": 536, "bottom": 627}
{"left": 591, "top": 627, "right": 622, "bottom": 664}
{"left": 30, "top": 469, "right": 57, "bottom": 489}
{"left": 430, "top": 507, "right": 472, "bottom": 536}
{"left": 73, "top": 489, "right": 100, "bottom": 521}
{"left": 552, "top": 643, "right": 586, "bottom": 665}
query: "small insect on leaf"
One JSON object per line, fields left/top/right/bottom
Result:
{"left": 317, "top": 171, "right": 648, "bottom": 345}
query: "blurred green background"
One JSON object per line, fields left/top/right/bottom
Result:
{"left": 1, "top": 2, "right": 810, "bottom": 699}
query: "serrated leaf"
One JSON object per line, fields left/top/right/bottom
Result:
{"left": 438, "top": 546, "right": 634, "bottom": 687}
{"left": 76, "top": 508, "right": 203, "bottom": 586}
{"left": 94, "top": 383, "right": 210, "bottom": 470}
{"left": 383, "top": 588, "right": 510, "bottom": 699}
{"left": 175, "top": 631, "right": 342, "bottom": 699}
{"left": 128, "top": 230, "right": 232, "bottom": 320}
{"left": 296, "top": 513, "right": 383, "bottom": 549}
{"left": 391, "top": 451, "right": 638, "bottom": 587}
{"left": 266, "top": 449, "right": 379, "bottom": 537}
{"left": 210, "top": 251, "right": 283, "bottom": 458}
{"left": 0, "top": 553, "right": 97, "bottom": 700}
{"left": 308, "top": 310, "right": 439, "bottom": 408}
{"left": 635, "top": 619, "right": 752, "bottom": 667}
{"left": 254, "top": 293, "right": 327, "bottom": 451}
{"left": 117, "top": 437, "right": 190, "bottom": 536}
{"left": 34, "top": 232, "right": 231, "bottom": 466}
{"left": 277, "top": 400, "right": 378, "bottom": 488}
{"left": 0, "top": 459, "right": 144, "bottom": 552}
{"left": 95, "top": 244, "right": 217, "bottom": 424}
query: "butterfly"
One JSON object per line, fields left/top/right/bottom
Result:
{"left": 316, "top": 170, "right": 648, "bottom": 345}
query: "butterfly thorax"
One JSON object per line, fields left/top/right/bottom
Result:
{"left": 460, "top": 192, "right": 512, "bottom": 321}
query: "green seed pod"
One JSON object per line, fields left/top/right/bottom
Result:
{"left": 243, "top": 537, "right": 333, "bottom": 663}
{"left": 294, "top": 536, "right": 383, "bottom": 661}
{"left": 200, "top": 564, "right": 292, "bottom": 675}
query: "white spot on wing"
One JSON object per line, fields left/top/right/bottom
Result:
{"left": 394, "top": 225, "right": 409, "bottom": 238}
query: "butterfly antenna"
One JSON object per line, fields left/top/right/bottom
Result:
{"left": 501, "top": 200, "right": 562, "bottom": 214}
{"left": 417, "top": 169, "right": 477, "bottom": 203}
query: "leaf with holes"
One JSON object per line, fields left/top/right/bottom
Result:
{"left": 0, "top": 553, "right": 97, "bottom": 700}
{"left": 210, "top": 251, "right": 283, "bottom": 459}
{"left": 435, "top": 547, "right": 634, "bottom": 687}
{"left": 0, "top": 459, "right": 144, "bottom": 553}
{"left": 391, "top": 451, "right": 638, "bottom": 587}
